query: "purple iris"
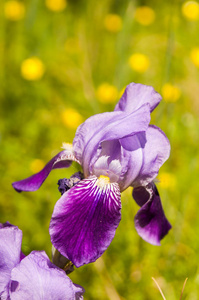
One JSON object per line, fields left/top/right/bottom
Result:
{"left": 0, "top": 222, "right": 84, "bottom": 299}
{"left": 13, "top": 83, "right": 171, "bottom": 268}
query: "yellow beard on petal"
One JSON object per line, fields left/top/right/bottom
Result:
{"left": 96, "top": 175, "right": 110, "bottom": 188}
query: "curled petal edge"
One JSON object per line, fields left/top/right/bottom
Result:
{"left": 12, "top": 149, "right": 79, "bottom": 192}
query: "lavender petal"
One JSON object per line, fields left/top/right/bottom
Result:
{"left": 132, "top": 125, "right": 170, "bottom": 187}
{"left": 74, "top": 104, "right": 150, "bottom": 177}
{"left": 0, "top": 224, "right": 22, "bottom": 299}
{"left": 114, "top": 82, "right": 162, "bottom": 113}
{"left": 10, "top": 251, "right": 84, "bottom": 300}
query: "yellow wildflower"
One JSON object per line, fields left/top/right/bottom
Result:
{"left": 30, "top": 159, "right": 45, "bottom": 173}
{"left": 182, "top": 1, "right": 199, "bottom": 20}
{"left": 61, "top": 108, "right": 83, "bottom": 129}
{"left": 45, "top": 0, "right": 67, "bottom": 12}
{"left": 161, "top": 83, "right": 181, "bottom": 102}
{"left": 96, "top": 83, "right": 119, "bottom": 104}
{"left": 134, "top": 6, "right": 155, "bottom": 26}
{"left": 21, "top": 57, "right": 45, "bottom": 81}
{"left": 158, "top": 172, "right": 176, "bottom": 190}
{"left": 104, "top": 14, "right": 122, "bottom": 33}
{"left": 128, "top": 53, "right": 150, "bottom": 73}
{"left": 190, "top": 47, "right": 199, "bottom": 67}
{"left": 4, "top": 0, "right": 25, "bottom": 21}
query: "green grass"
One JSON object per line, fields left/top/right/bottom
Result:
{"left": 1, "top": 0, "right": 199, "bottom": 299}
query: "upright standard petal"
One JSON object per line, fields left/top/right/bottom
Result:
{"left": 12, "top": 148, "right": 78, "bottom": 192}
{"left": 118, "top": 133, "right": 145, "bottom": 191}
{"left": 10, "top": 251, "right": 84, "bottom": 300}
{"left": 50, "top": 176, "right": 121, "bottom": 267}
{"left": 73, "top": 104, "right": 150, "bottom": 177}
{"left": 131, "top": 125, "right": 170, "bottom": 187}
{"left": 114, "top": 82, "right": 162, "bottom": 113}
{"left": 0, "top": 224, "right": 22, "bottom": 299}
{"left": 133, "top": 183, "right": 171, "bottom": 245}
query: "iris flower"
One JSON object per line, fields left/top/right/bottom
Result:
{"left": 0, "top": 222, "right": 84, "bottom": 299}
{"left": 13, "top": 83, "right": 171, "bottom": 268}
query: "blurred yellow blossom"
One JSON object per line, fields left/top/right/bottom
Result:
{"left": 96, "top": 83, "right": 119, "bottom": 104}
{"left": 21, "top": 57, "right": 45, "bottom": 81}
{"left": 61, "top": 108, "right": 83, "bottom": 129}
{"left": 182, "top": 1, "right": 199, "bottom": 20}
{"left": 45, "top": 0, "right": 67, "bottom": 12}
{"left": 104, "top": 14, "right": 122, "bottom": 33}
{"left": 30, "top": 159, "right": 45, "bottom": 173}
{"left": 4, "top": 0, "right": 25, "bottom": 21}
{"left": 128, "top": 53, "right": 150, "bottom": 73}
{"left": 162, "top": 83, "right": 181, "bottom": 102}
{"left": 158, "top": 172, "right": 176, "bottom": 190}
{"left": 190, "top": 47, "right": 199, "bottom": 67}
{"left": 134, "top": 6, "right": 155, "bottom": 26}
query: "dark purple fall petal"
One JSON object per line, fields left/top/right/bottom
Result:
{"left": 50, "top": 176, "right": 121, "bottom": 267}
{"left": 10, "top": 251, "right": 84, "bottom": 300}
{"left": 133, "top": 184, "right": 172, "bottom": 245}
{"left": 114, "top": 82, "right": 162, "bottom": 113}
{"left": 12, "top": 150, "right": 77, "bottom": 192}
{"left": 0, "top": 224, "right": 22, "bottom": 299}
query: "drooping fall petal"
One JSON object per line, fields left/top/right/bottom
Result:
{"left": 133, "top": 183, "right": 171, "bottom": 245}
{"left": 50, "top": 176, "right": 121, "bottom": 267}
{"left": 12, "top": 149, "right": 78, "bottom": 192}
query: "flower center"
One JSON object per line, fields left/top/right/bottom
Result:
{"left": 93, "top": 156, "right": 122, "bottom": 184}
{"left": 96, "top": 175, "right": 110, "bottom": 188}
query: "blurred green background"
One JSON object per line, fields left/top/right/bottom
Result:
{"left": 1, "top": 0, "right": 199, "bottom": 299}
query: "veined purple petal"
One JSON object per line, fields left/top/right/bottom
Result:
{"left": 132, "top": 125, "right": 170, "bottom": 187}
{"left": 0, "top": 224, "right": 22, "bottom": 299}
{"left": 12, "top": 149, "right": 79, "bottom": 192}
{"left": 10, "top": 251, "right": 84, "bottom": 300}
{"left": 74, "top": 104, "right": 150, "bottom": 177}
{"left": 133, "top": 183, "right": 171, "bottom": 245}
{"left": 114, "top": 83, "right": 162, "bottom": 113}
{"left": 50, "top": 176, "right": 121, "bottom": 267}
